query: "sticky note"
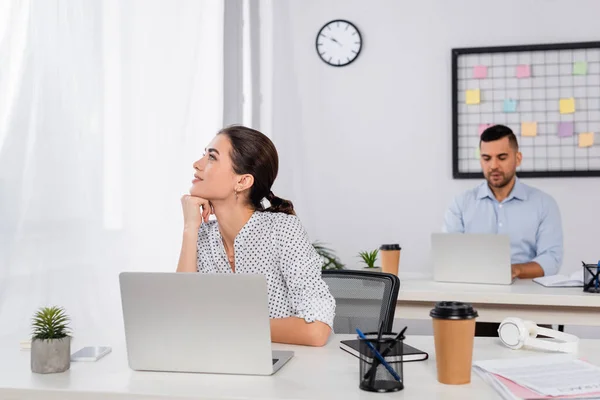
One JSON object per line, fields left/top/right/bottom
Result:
{"left": 466, "top": 89, "right": 480, "bottom": 105}
{"left": 475, "top": 147, "right": 481, "bottom": 159}
{"left": 559, "top": 97, "right": 575, "bottom": 114}
{"left": 478, "top": 123, "right": 492, "bottom": 136}
{"left": 521, "top": 122, "right": 537, "bottom": 137}
{"left": 558, "top": 121, "right": 574, "bottom": 138}
{"left": 579, "top": 132, "right": 594, "bottom": 147}
{"left": 503, "top": 99, "right": 518, "bottom": 113}
{"left": 573, "top": 61, "right": 587, "bottom": 75}
{"left": 516, "top": 64, "right": 531, "bottom": 78}
{"left": 473, "top": 65, "right": 488, "bottom": 79}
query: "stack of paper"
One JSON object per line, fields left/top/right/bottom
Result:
{"left": 533, "top": 270, "right": 584, "bottom": 288}
{"left": 473, "top": 354, "right": 600, "bottom": 399}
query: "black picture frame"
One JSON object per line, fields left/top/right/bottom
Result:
{"left": 452, "top": 41, "right": 600, "bottom": 179}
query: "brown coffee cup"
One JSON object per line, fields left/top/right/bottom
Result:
{"left": 430, "top": 301, "right": 478, "bottom": 385}
{"left": 379, "top": 244, "right": 401, "bottom": 275}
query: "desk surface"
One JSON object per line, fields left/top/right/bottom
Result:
{"left": 2, "top": 334, "right": 600, "bottom": 400}
{"left": 397, "top": 275, "right": 600, "bottom": 308}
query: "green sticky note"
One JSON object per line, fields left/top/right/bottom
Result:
{"left": 573, "top": 61, "right": 587, "bottom": 75}
{"left": 475, "top": 147, "right": 481, "bottom": 159}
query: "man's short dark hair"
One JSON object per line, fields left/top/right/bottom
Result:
{"left": 480, "top": 124, "right": 519, "bottom": 150}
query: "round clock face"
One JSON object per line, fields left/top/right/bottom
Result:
{"left": 315, "top": 19, "right": 362, "bottom": 67}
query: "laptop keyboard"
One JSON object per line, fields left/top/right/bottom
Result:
{"left": 272, "top": 358, "right": 279, "bottom": 365}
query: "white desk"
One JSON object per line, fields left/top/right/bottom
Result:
{"left": 396, "top": 275, "right": 600, "bottom": 326}
{"left": 2, "top": 334, "right": 600, "bottom": 400}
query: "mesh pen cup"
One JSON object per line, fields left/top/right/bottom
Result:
{"left": 358, "top": 337, "right": 404, "bottom": 393}
{"left": 583, "top": 263, "right": 600, "bottom": 294}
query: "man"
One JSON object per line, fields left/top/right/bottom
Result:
{"left": 443, "top": 124, "right": 563, "bottom": 335}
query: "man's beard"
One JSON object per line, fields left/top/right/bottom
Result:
{"left": 486, "top": 171, "right": 514, "bottom": 188}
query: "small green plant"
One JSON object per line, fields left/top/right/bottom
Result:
{"left": 31, "top": 306, "right": 71, "bottom": 340}
{"left": 358, "top": 249, "right": 379, "bottom": 269}
{"left": 313, "top": 241, "right": 345, "bottom": 270}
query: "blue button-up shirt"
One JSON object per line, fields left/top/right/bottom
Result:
{"left": 443, "top": 179, "right": 563, "bottom": 276}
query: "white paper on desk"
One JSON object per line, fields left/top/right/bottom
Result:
{"left": 473, "top": 368, "right": 519, "bottom": 400}
{"left": 533, "top": 270, "right": 584, "bottom": 287}
{"left": 474, "top": 354, "right": 600, "bottom": 397}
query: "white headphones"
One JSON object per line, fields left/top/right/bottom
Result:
{"left": 498, "top": 317, "right": 579, "bottom": 353}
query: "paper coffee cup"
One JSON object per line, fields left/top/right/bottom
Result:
{"left": 430, "top": 301, "right": 478, "bottom": 385}
{"left": 379, "top": 244, "right": 401, "bottom": 275}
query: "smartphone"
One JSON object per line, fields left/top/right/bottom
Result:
{"left": 70, "top": 346, "right": 112, "bottom": 362}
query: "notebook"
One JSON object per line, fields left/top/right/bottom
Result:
{"left": 340, "top": 339, "right": 428, "bottom": 363}
{"left": 533, "top": 270, "right": 583, "bottom": 288}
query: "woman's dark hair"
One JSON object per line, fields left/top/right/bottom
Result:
{"left": 218, "top": 125, "right": 295, "bottom": 215}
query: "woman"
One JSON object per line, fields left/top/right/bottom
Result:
{"left": 176, "top": 125, "right": 335, "bottom": 347}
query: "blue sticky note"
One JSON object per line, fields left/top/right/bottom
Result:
{"left": 503, "top": 99, "right": 518, "bottom": 113}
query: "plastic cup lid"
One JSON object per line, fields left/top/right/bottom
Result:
{"left": 429, "top": 301, "right": 478, "bottom": 320}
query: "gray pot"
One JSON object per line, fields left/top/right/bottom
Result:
{"left": 31, "top": 337, "right": 71, "bottom": 374}
{"left": 364, "top": 267, "right": 381, "bottom": 272}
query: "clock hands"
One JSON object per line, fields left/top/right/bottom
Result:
{"left": 329, "top": 37, "right": 342, "bottom": 47}
{"left": 321, "top": 32, "right": 343, "bottom": 47}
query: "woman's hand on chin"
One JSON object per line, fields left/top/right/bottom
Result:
{"left": 181, "top": 194, "right": 212, "bottom": 229}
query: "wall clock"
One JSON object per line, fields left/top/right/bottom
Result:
{"left": 315, "top": 19, "right": 362, "bottom": 67}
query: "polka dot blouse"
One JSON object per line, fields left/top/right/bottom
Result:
{"left": 196, "top": 211, "right": 336, "bottom": 328}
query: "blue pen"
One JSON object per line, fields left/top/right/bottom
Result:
{"left": 596, "top": 260, "right": 600, "bottom": 292}
{"left": 356, "top": 328, "right": 402, "bottom": 382}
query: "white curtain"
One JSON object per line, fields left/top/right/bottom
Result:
{"left": 0, "top": 0, "right": 224, "bottom": 344}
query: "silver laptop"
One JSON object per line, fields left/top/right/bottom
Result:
{"left": 119, "top": 272, "right": 294, "bottom": 375}
{"left": 431, "top": 233, "right": 514, "bottom": 285}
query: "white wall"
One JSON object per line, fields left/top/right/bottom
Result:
{"left": 265, "top": 0, "right": 600, "bottom": 275}
{"left": 262, "top": 0, "right": 600, "bottom": 337}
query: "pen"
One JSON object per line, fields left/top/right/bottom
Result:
{"left": 363, "top": 326, "right": 408, "bottom": 380}
{"left": 596, "top": 260, "right": 600, "bottom": 292}
{"left": 356, "top": 328, "right": 402, "bottom": 383}
{"left": 367, "top": 320, "right": 387, "bottom": 386}
{"left": 582, "top": 261, "right": 589, "bottom": 291}
{"left": 376, "top": 320, "right": 385, "bottom": 347}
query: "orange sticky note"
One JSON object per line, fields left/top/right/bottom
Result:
{"left": 560, "top": 97, "right": 575, "bottom": 114}
{"left": 521, "top": 122, "right": 537, "bottom": 137}
{"left": 579, "top": 132, "right": 594, "bottom": 148}
{"left": 466, "top": 89, "right": 480, "bottom": 105}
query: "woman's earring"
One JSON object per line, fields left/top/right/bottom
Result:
{"left": 234, "top": 189, "right": 238, "bottom": 200}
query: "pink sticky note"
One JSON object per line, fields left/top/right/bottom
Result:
{"left": 478, "top": 123, "right": 492, "bottom": 136}
{"left": 516, "top": 64, "right": 531, "bottom": 78}
{"left": 473, "top": 65, "right": 488, "bottom": 79}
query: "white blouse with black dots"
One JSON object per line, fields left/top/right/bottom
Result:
{"left": 196, "top": 211, "right": 336, "bottom": 328}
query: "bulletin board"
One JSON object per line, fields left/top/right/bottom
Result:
{"left": 452, "top": 41, "right": 600, "bottom": 178}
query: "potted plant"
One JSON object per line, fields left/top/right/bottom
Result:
{"left": 30, "top": 306, "right": 71, "bottom": 374}
{"left": 358, "top": 249, "right": 380, "bottom": 272}
{"left": 313, "top": 241, "right": 345, "bottom": 270}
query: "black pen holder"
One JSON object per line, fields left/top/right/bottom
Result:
{"left": 358, "top": 335, "right": 404, "bottom": 393}
{"left": 583, "top": 263, "right": 600, "bottom": 294}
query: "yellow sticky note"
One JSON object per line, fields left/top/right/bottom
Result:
{"left": 579, "top": 132, "right": 594, "bottom": 148}
{"left": 466, "top": 89, "right": 480, "bottom": 105}
{"left": 521, "top": 122, "right": 537, "bottom": 137}
{"left": 559, "top": 97, "right": 575, "bottom": 114}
